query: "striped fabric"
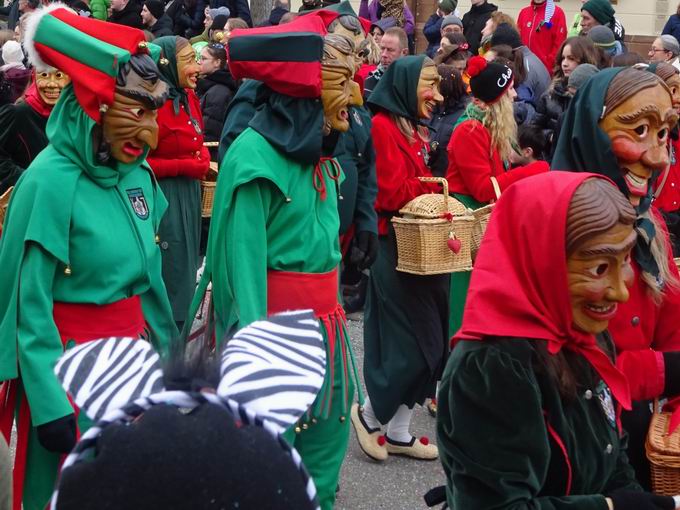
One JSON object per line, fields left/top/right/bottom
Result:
{"left": 218, "top": 310, "right": 326, "bottom": 431}
{"left": 54, "top": 337, "right": 164, "bottom": 422}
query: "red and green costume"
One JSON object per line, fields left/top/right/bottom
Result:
{"left": 189, "top": 17, "right": 360, "bottom": 510}
{"left": 0, "top": 9, "right": 175, "bottom": 509}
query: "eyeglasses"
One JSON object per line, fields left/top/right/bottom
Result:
{"left": 650, "top": 48, "right": 668, "bottom": 54}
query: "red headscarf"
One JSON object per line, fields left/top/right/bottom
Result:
{"left": 455, "top": 171, "right": 632, "bottom": 411}
{"left": 22, "top": 81, "right": 53, "bottom": 118}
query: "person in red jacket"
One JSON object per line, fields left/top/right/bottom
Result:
{"left": 517, "top": 0, "right": 567, "bottom": 75}
{"left": 552, "top": 66, "right": 680, "bottom": 490}
{"left": 147, "top": 36, "right": 210, "bottom": 330}
{"left": 446, "top": 55, "right": 548, "bottom": 335}
{"left": 351, "top": 55, "right": 447, "bottom": 462}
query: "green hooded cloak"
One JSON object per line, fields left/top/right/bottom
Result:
{"left": 0, "top": 85, "right": 176, "bottom": 509}
{"left": 366, "top": 55, "right": 426, "bottom": 122}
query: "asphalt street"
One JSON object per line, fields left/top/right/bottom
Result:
{"left": 335, "top": 314, "right": 447, "bottom": 510}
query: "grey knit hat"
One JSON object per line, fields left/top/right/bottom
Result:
{"left": 441, "top": 14, "right": 463, "bottom": 31}
{"left": 660, "top": 34, "right": 680, "bottom": 57}
{"left": 208, "top": 6, "right": 230, "bottom": 19}
{"left": 588, "top": 25, "right": 615, "bottom": 49}
{"left": 568, "top": 63, "right": 599, "bottom": 91}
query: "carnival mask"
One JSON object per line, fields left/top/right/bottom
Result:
{"left": 36, "top": 70, "right": 70, "bottom": 105}
{"left": 666, "top": 74, "right": 680, "bottom": 113}
{"left": 599, "top": 83, "right": 677, "bottom": 204}
{"left": 101, "top": 59, "right": 168, "bottom": 164}
{"left": 568, "top": 222, "right": 636, "bottom": 334}
{"left": 321, "top": 35, "right": 362, "bottom": 135}
{"left": 417, "top": 64, "right": 443, "bottom": 120}
{"left": 177, "top": 43, "right": 200, "bottom": 89}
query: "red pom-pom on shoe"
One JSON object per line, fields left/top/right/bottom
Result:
{"left": 378, "top": 435, "right": 386, "bottom": 446}
{"left": 466, "top": 56, "right": 487, "bottom": 78}
{"left": 419, "top": 436, "right": 430, "bottom": 445}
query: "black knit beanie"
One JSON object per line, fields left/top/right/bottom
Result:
{"left": 467, "top": 55, "right": 514, "bottom": 104}
{"left": 144, "top": 0, "right": 164, "bottom": 20}
{"left": 490, "top": 23, "right": 522, "bottom": 50}
{"left": 211, "top": 14, "right": 229, "bottom": 31}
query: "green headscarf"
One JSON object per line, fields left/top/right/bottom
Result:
{"left": 551, "top": 67, "right": 661, "bottom": 280}
{"left": 366, "top": 55, "right": 426, "bottom": 122}
{"left": 582, "top": 0, "right": 615, "bottom": 26}
{"left": 155, "top": 36, "right": 194, "bottom": 118}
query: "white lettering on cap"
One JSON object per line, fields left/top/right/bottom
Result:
{"left": 497, "top": 68, "right": 513, "bottom": 89}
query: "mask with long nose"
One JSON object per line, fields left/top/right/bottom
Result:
{"left": 101, "top": 56, "right": 168, "bottom": 164}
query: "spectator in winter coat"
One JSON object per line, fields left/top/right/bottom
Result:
{"left": 0, "top": 41, "right": 29, "bottom": 102}
{"left": 649, "top": 35, "right": 680, "bottom": 73}
{"left": 359, "top": 0, "right": 414, "bottom": 37}
{"left": 427, "top": 64, "right": 469, "bottom": 177}
{"left": 490, "top": 24, "right": 549, "bottom": 107}
{"left": 423, "top": 0, "right": 457, "bottom": 58}
{"left": 663, "top": 3, "right": 680, "bottom": 46}
{"left": 189, "top": 6, "right": 229, "bottom": 44}
{"left": 461, "top": 0, "right": 497, "bottom": 56}
{"left": 108, "top": 0, "right": 144, "bottom": 29}
{"left": 207, "top": 0, "right": 251, "bottom": 27}
{"left": 369, "top": 16, "right": 396, "bottom": 45}
{"left": 516, "top": 0, "right": 566, "bottom": 75}
{"left": 89, "top": 0, "right": 110, "bottom": 20}
{"left": 477, "top": 11, "right": 515, "bottom": 54}
{"left": 363, "top": 26, "right": 408, "bottom": 100}
{"left": 196, "top": 43, "right": 238, "bottom": 158}
{"left": 166, "top": 0, "right": 206, "bottom": 38}
{"left": 588, "top": 25, "right": 624, "bottom": 60}
{"left": 580, "top": 0, "right": 625, "bottom": 43}
{"left": 142, "top": 0, "right": 174, "bottom": 37}
{"left": 259, "top": 0, "right": 289, "bottom": 26}
{"left": 532, "top": 36, "right": 598, "bottom": 160}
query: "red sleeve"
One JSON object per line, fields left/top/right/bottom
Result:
{"left": 447, "top": 121, "right": 548, "bottom": 203}
{"left": 373, "top": 115, "right": 437, "bottom": 213}
{"left": 651, "top": 226, "right": 680, "bottom": 352}
{"left": 548, "top": 9, "right": 567, "bottom": 74}
{"left": 517, "top": 8, "right": 530, "bottom": 47}
{"left": 616, "top": 350, "right": 665, "bottom": 402}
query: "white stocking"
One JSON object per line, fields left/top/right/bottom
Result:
{"left": 361, "top": 397, "right": 382, "bottom": 429}
{"left": 386, "top": 405, "right": 413, "bottom": 442}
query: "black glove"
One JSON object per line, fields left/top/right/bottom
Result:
{"left": 608, "top": 489, "right": 675, "bottom": 510}
{"left": 350, "top": 231, "right": 378, "bottom": 271}
{"left": 664, "top": 351, "right": 680, "bottom": 397}
{"left": 37, "top": 414, "right": 77, "bottom": 453}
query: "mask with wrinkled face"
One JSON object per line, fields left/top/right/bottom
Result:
{"left": 416, "top": 64, "right": 443, "bottom": 120}
{"left": 321, "top": 36, "right": 363, "bottom": 135}
{"left": 101, "top": 58, "right": 168, "bottom": 164}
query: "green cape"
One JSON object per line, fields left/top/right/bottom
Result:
{"left": 0, "top": 85, "right": 169, "bottom": 378}
{"left": 366, "top": 55, "right": 426, "bottom": 122}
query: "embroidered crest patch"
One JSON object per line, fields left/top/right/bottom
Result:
{"left": 596, "top": 381, "right": 617, "bottom": 429}
{"left": 126, "top": 188, "right": 149, "bottom": 220}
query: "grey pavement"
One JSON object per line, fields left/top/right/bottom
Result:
{"left": 335, "top": 314, "right": 446, "bottom": 510}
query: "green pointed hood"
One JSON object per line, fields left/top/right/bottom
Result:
{"left": 47, "top": 84, "right": 148, "bottom": 188}
{"left": 366, "top": 55, "right": 426, "bottom": 122}
{"left": 155, "top": 36, "right": 192, "bottom": 117}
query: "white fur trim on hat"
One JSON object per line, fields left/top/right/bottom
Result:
{"left": 23, "top": 3, "right": 73, "bottom": 72}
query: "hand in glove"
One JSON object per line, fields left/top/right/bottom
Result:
{"left": 37, "top": 413, "right": 77, "bottom": 453}
{"left": 350, "top": 231, "right": 378, "bottom": 271}
{"left": 606, "top": 490, "right": 675, "bottom": 510}
{"left": 664, "top": 351, "right": 680, "bottom": 397}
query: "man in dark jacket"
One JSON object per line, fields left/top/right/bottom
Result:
{"left": 108, "top": 0, "right": 144, "bottom": 29}
{"left": 207, "top": 0, "right": 251, "bottom": 26}
{"left": 461, "top": 0, "right": 496, "bottom": 55}
{"left": 141, "top": 0, "right": 174, "bottom": 37}
{"left": 423, "top": 0, "right": 457, "bottom": 58}
{"left": 259, "top": 0, "right": 289, "bottom": 26}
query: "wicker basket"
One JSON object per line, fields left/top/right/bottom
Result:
{"left": 470, "top": 203, "right": 494, "bottom": 259}
{"left": 201, "top": 161, "right": 219, "bottom": 218}
{"left": 646, "top": 399, "right": 680, "bottom": 495}
{"left": 0, "top": 186, "right": 12, "bottom": 229}
{"left": 391, "top": 177, "right": 474, "bottom": 275}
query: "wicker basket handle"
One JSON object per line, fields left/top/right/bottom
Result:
{"left": 417, "top": 177, "right": 449, "bottom": 212}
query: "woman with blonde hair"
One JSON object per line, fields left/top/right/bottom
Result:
{"left": 445, "top": 56, "right": 548, "bottom": 336}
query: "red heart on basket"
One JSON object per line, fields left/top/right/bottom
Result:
{"left": 447, "top": 237, "right": 462, "bottom": 254}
